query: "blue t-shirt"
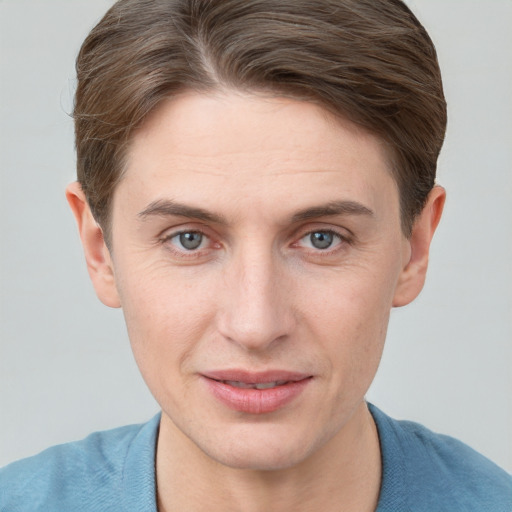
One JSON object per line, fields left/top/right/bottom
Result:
{"left": 1, "top": 404, "right": 511, "bottom": 511}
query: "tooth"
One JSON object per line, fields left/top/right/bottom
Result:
{"left": 224, "top": 380, "right": 290, "bottom": 390}
{"left": 255, "top": 382, "right": 278, "bottom": 390}
{"left": 225, "top": 380, "right": 253, "bottom": 389}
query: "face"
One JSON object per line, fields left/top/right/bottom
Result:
{"left": 102, "top": 92, "right": 413, "bottom": 469}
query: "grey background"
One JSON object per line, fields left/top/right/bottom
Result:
{"left": 1, "top": 1, "right": 511, "bottom": 472}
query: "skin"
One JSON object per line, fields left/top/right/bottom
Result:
{"left": 67, "top": 91, "right": 445, "bottom": 512}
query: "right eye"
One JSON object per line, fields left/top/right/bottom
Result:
{"left": 167, "top": 231, "right": 209, "bottom": 252}
{"left": 175, "top": 231, "right": 205, "bottom": 250}
{"left": 159, "top": 225, "right": 223, "bottom": 263}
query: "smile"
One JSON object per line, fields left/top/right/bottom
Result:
{"left": 222, "top": 380, "right": 289, "bottom": 390}
{"left": 202, "top": 371, "right": 312, "bottom": 414}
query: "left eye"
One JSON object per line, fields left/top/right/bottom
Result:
{"left": 169, "top": 231, "right": 208, "bottom": 251}
{"left": 299, "top": 230, "right": 342, "bottom": 250}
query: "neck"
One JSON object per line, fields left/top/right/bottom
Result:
{"left": 156, "top": 401, "right": 381, "bottom": 512}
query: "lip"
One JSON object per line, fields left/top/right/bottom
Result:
{"left": 202, "top": 370, "right": 312, "bottom": 414}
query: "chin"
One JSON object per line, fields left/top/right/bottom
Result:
{"left": 197, "top": 423, "right": 323, "bottom": 471}
{"left": 209, "top": 445, "right": 308, "bottom": 471}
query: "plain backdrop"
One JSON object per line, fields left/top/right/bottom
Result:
{"left": 1, "top": 0, "right": 511, "bottom": 472}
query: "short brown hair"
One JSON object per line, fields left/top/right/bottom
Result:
{"left": 74, "top": 0, "right": 446, "bottom": 241}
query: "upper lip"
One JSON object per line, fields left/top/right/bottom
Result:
{"left": 202, "top": 369, "right": 312, "bottom": 384}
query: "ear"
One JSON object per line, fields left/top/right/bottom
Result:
{"left": 66, "top": 182, "right": 121, "bottom": 308}
{"left": 393, "top": 186, "right": 446, "bottom": 307}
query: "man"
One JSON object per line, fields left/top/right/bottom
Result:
{"left": 1, "top": 0, "right": 511, "bottom": 511}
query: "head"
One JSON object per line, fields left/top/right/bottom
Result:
{"left": 73, "top": 0, "right": 446, "bottom": 244}
{"left": 67, "top": 0, "right": 446, "bottom": 471}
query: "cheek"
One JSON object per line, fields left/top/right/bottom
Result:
{"left": 115, "top": 268, "right": 217, "bottom": 391}
{"left": 301, "top": 261, "right": 398, "bottom": 384}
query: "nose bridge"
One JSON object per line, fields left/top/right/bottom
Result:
{"left": 218, "top": 240, "right": 291, "bottom": 351}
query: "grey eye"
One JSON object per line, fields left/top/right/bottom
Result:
{"left": 178, "top": 232, "right": 203, "bottom": 250}
{"left": 310, "top": 231, "right": 334, "bottom": 249}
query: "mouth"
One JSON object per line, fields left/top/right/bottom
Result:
{"left": 221, "top": 380, "right": 290, "bottom": 390}
{"left": 202, "top": 370, "right": 312, "bottom": 414}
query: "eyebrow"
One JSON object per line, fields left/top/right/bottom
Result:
{"left": 137, "top": 198, "right": 374, "bottom": 224}
{"left": 138, "top": 199, "right": 226, "bottom": 224}
{"left": 290, "top": 200, "right": 374, "bottom": 223}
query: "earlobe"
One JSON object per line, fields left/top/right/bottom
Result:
{"left": 393, "top": 186, "right": 446, "bottom": 307}
{"left": 65, "top": 182, "right": 121, "bottom": 308}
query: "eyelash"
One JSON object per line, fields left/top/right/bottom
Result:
{"left": 293, "top": 229, "right": 352, "bottom": 255}
{"left": 159, "top": 227, "right": 352, "bottom": 259}
{"left": 159, "top": 229, "right": 215, "bottom": 259}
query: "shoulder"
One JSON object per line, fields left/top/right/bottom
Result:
{"left": 0, "top": 415, "right": 160, "bottom": 512}
{"left": 369, "top": 403, "right": 512, "bottom": 512}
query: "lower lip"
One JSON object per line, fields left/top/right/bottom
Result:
{"left": 203, "top": 377, "right": 311, "bottom": 414}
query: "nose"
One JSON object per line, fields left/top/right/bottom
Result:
{"left": 216, "top": 245, "right": 294, "bottom": 352}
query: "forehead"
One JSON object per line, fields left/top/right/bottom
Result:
{"left": 117, "top": 91, "right": 398, "bottom": 223}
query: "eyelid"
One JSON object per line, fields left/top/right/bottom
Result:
{"left": 160, "top": 227, "right": 207, "bottom": 241}
{"left": 292, "top": 222, "right": 353, "bottom": 242}
{"left": 169, "top": 230, "right": 207, "bottom": 251}
{"left": 158, "top": 218, "right": 223, "bottom": 243}
{"left": 158, "top": 221, "right": 209, "bottom": 239}
{"left": 290, "top": 225, "right": 354, "bottom": 256}
{"left": 157, "top": 222, "right": 353, "bottom": 259}
{"left": 297, "top": 229, "right": 342, "bottom": 246}
{"left": 159, "top": 224, "right": 221, "bottom": 259}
